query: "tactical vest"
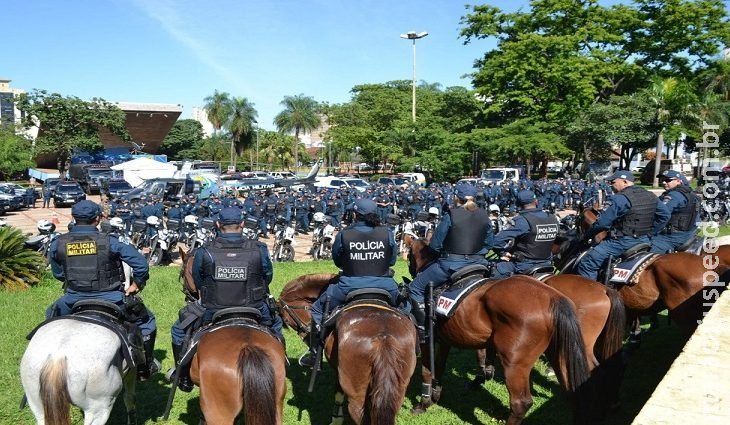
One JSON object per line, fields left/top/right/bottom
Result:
{"left": 667, "top": 185, "right": 699, "bottom": 232}
{"left": 512, "top": 211, "right": 559, "bottom": 261}
{"left": 56, "top": 232, "right": 124, "bottom": 292}
{"left": 614, "top": 186, "right": 657, "bottom": 237}
{"left": 442, "top": 208, "right": 491, "bottom": 255}
{"left": 340, "top": 226, "right": 391, "bottom": 277}
{"left": 201, "top": 237, "right": 265, "bottom": 310}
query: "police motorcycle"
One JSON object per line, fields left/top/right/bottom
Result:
{"left": 183, "top": 215, "right": 215, "bottom": 250}
{"left": 699, "top": 184, "right": 730, "bottom": 224}
{"left": 103, "top": 217, "right": 134, "bottom": 287}
{"left": 241, "top": 215, "right": 260, "bottom": 241}
{"left": 271, "top": 215, "right": 296, "bottom": 262}
{"left": 24, "top": 219, "right": 60, "bottom": 261}
{"left": 394, "top": 210, "right": 416, "bottom": 256}
{"left": 488, "top": 204, "right": 511, "bottom": 234}
{"left": 131, "top": 216, "right": 167, "bottom": 266}
{"left": 311, "top": 212, "right": 336, "bottom": 260}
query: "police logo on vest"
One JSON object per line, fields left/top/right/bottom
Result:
{"left": 66, "top": 241, "right": 97, "bottom": 256}
{"left": 349, "top": 240, "right": 386, "bottom": 260}
{"left": 535, "top": 224, "right": 559, "bottom": 241}
{"left": 215, "top": 266, "right": 247, "bottom": 280}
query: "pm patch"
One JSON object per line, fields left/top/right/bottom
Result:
{"left": 66, "top": 241, "right": 97, "bottom": 256}
{"left": 535, "top": 224, "right": 559, "bottom": 241}
{"left": 215, "top": 266, "right": 247, "bottom": 280}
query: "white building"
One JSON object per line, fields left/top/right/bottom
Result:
{"left": 191, "top": 107, "right": 215, "bottom": 138}
{"left": 0, "top": 79, "right": 38, "bottom": 140}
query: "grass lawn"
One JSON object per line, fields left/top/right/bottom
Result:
{"left": 0, "top": 260, "right": 687, "bottom": 424}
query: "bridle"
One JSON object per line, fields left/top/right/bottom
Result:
{"left": 277, "top": 299, "right": 311, "bottom": 336}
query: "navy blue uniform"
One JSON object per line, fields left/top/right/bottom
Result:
{"left": 492, "top": 208, "right": 557, "bottom": 278}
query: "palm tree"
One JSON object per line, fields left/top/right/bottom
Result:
{"left": 274, "top": 94, "right": 320, "bottom": 173}
{"left": 203, "top": 90, "right": 232, "bottom": 136}
{"left": 228, "top": 97, "right": 258, "bottom": 169}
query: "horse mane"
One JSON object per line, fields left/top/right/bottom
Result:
{"left": 279, "top": 273, "right": 338, "bottom": 303}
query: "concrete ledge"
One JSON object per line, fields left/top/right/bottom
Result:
{"left": 633, "top": 285, "right": 730, "bottom": 424}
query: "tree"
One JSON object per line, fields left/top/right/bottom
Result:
{"left": 15, "top": 90, "right": 129, "bottom": 175}
{"left": 203, "top": 90, "right": 232, "bottom": 136}
{"left": 0, "top": 128, "right": 35, "bottom": 180}
{"left": 158, "top": 119, "right": 205, "bottom": 160}
{"left": 274, "top": 94, "right": 320, "bottom": 170}
{"left": 197, "top": 135, "right": 228, "bottom": 162}
{"left": 228, "top": 97, "right": 258, "bottom": 168}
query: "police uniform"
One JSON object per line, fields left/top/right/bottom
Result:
{"left": 492, "top": 190, "right": 559, "bottom": 278}
{"left": 576, "top": 171, "right": 671, "bottom": 281}
{"left": 407, "top": 184, "right": 492, "bottom": 337}
{"left": 47, "top": 200, "right": 158, "bottom": 378}
{"left": 651, "top": 170, "right": 699, "bottom": 253}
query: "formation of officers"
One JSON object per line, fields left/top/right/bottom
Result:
{"left": 41, "top": 168, "right": 699, "bottom": 390}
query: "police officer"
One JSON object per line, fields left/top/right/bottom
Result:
{"left": 407, "top": 184, "right": 493, "bottom": 342}
{"left": 299, "top": 198, "right": 399, "bottom": 367}
{"left": 492, "top": 190, "right": 559, "bottom": 278}
{"left": 651, "top": 170, "right": 699, "bottom": 253}
{"left": 576, "top": 170, "right": 671, "bottom": 281}
{"left": 47, "top": 200, "right": 159, "bottom": 379}
{"left": 169, "top": 207, "right": 283, "bottom": 391}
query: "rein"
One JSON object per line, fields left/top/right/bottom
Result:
{"left": 278, "top": 301, "right": 311, "bottom": 335}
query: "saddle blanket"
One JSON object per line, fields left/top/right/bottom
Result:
{"left": 180, "top": 319, "right": 274, "bottom": 367}
{"left": 610, "top": 252, "right": 658, "bottom": 285}
{"left": 435, "top": 277, "right": 489, "bottom": 318}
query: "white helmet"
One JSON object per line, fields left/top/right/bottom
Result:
{"left": 37, "top": 219, "right": 56, "bottom": 234}
{"left": 184, "top": 215, "right": 199, "bottom": 225}
{"left": 109, "top": 217, "right": 125, "bottom": 229}
{"left": 146, "top": 216, "right": 160, "bottom": 226}
{"left": 488, "top": 204, "right": 500, "bottom": 213}
{"left": 428, "top": 207, "right": 439, "bottom": 216}
{"left": 313, "top": 212, "right": 326, "bottom": 223}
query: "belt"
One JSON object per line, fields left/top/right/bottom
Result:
{"left": 441, "top": 253, "right": 484, "bottom": 260}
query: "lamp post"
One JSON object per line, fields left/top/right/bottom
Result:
{"left": 253, "top": 120, "right": 259, "bottom": 171}
{"left": 400, "top": 30, "right": 428, "bottom": 123}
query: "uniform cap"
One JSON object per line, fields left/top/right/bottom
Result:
{"left": 218, "top": 207, "right": 243, "bottom": 225}
{"left": 658, "top": 169, "right": 689, "bottom": 184}
{"left": 517, "top": 190, "right": 537, "bottom": 205}
{"left": 71, "top": 200, "right": 102, "bottom": 219}
{"left": 606, "top": 170, "right": 635, "bottom": 182}
{"left": 454, "top": 184, "right": 477, "bottom": 199}
{"left": 353, "top": 198, "right": 377, "bottom": 215}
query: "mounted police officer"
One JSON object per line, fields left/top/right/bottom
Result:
{"left": 576, "top": 170, "right": 670, "bottom": 281}
{"left": 407, "top": 184, "right": 493, "bottom": 343}
{"left": 298, "top": 198, "right": 399, "bottom": 367}
{"left": 169, "top": 207, "right": 283, "bottom": 392}
{"left": 651, "top": 170, "right": 699, "bottom": 253}
{"left": 491, "top": 190, "right": 559, "bottom": 278}
{"left": 46, "top": 200, "right": 159, "bottom": 380}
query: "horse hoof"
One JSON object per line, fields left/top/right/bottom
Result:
{"left": 432, "top": 387, "right": 443, "bottom": 403}
{"left": 411, "top": 403, "right": 428, "bottom": 415}
{"left": 484, "top": 365, "right": 495, "bottom": 381}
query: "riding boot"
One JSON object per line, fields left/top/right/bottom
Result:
{"left": 298, "top": 322, "right": 320, "bottom": 368}
{"left": 411, "top": 304, "right": 427, "bottom": 345}
{"left": 137, "top": 330, "right": 160, "bottom": 381}
{"left": 171, "top": 343, "right": 193, "bottom": 392}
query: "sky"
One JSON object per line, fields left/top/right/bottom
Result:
{"left": 5, "top": 0, "right": 619, "bottom": 131}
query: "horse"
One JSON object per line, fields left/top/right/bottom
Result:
{"left": 20, "top": 319, "right": 137, "bottom": 425}
{"left": 567, "top": 206, "right": 730, "bottom": 335}
{"left": 400, "top": 234, "right": 594, "bottom": 425}
{"left": 189, "top": 326, "right": 287, "bottom": 425}
{"left": 176, "top": 248, "right": 287, "bottom": 424}
{"left": 277, "top": 274, "right": 418, "bottom": 425}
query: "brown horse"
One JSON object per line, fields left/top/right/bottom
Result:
{"left": 401, "top": 234, "right": 593, "bottom": 425}
{"left": 571, "top": 207, "right": 730, "bottom": 334}
{"left": 277, "top": 274, "right": 417, "bottom": 425}
{"left": 190, "top": 326, "right": 287, "bottom": 424}
{"left": 177, "top": 248, "right": 287, "bottom": 424}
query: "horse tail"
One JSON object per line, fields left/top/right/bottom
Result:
{"left": 363, "top": 335, "right": 404, "bottom": 425}
{"left": 238, "top": 345, "right": 276, "bottom": 425}
{"left": 595, "top": 287, "right": 627, "bottom": 362}
{"left": 549, "top": 296, "right": 591, "bottom": 393}
{"left": 39, "top": 356, "right": 71, "bottom": 425}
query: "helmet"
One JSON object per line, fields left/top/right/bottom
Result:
{"left": 146, "top": 216, "right": 160, "bottom": 226}
{"left": 37, "top": 219, "right": 56, "bottom": 234}
{"left": 313, "top": 212, "right": 326, "bottom": 223}
{"left": 184, "top": 215, "right": 199, "bottom": 225}
{"left": 428, "top": 207, "right": 439, "bottom": 216}
{"left": 488, "top": 204, "right": 500, "bottom": 213}
{"left": 109, "top": 217, "right": 125, "bottom": 229}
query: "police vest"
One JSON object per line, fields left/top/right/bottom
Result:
{"left": 201, "top": 237, "right": 266, "bottom": 310}
{"left": 512, "top": 211, "right": 559, "bottom": 261}
{"left": 340, "top": 226, "right": 391, "bottom": 277}
{"left": 442, "top": 207, "right": 491, "bottom": 255}
{"left": 666, "top": 185, "right": 699, "bottom": 232}
{"left": 614, "top": 186, "right": 657, "bottom": 237}
{"left": 56, "top": 232, "right": 124, "bottom": 292}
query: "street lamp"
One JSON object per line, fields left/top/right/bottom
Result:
{"left": 400, "top": 30, "right": 428, "bottom": 123}
{"left": 253, "top": 120, "right": 259, "bottom": 171}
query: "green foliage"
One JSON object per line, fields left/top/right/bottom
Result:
{"left": 203, "top": 90, "right": 232, "bottom": 134}
{"left": 0, "top": 128, "right": 35, "bottom": 180}
{"left": 0, "top": 227, "right": 44, "bottom": 289}
{"left": 158, "top": 119, "right": 205, "bottom": 160}
{"left": 274, "top": 94, "right": 320, "bottom": 169}
{"left": 15, "top": 90, "right": 130, "bottom": 175}
{"left": 197, "top": 135, "right": 229, "bottom": 162}
{"left": 257, "top": 129, "right": 296, "bottom": 169}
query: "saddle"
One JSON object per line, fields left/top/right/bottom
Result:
{"left": 178, "top": 307, "right": 276, "bottom": 368}
{"left": 433, "top": 264, "right": 491, "bottom": 318}
{"left": 520, "top": 265, "right": 555, "bottom": 281}
{"left": 27, "top": 300, "right": 142, "bottom": 369}
{"left": 600, "top": 243, "right": 658, "bottom": 287}
{"left": 675, "top": 235, "right": 705, "bottom": 255}
{"left": 323, "top": 288, "right": 400, "bottom": 329}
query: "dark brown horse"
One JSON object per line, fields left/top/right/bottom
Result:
{"left": 402, "top": 234, "right": 593, "bottom": 425}
{"left": 178, "top": 248, "right": 287, "bottom": 424}
{"left": 571, "top": 207, "right": 729, "bottom": 334}
{"left": 277, "top": 274, "right": 417, "bottom": 425}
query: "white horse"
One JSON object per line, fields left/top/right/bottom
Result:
{"left": 20, "top": 319, "right": 137, "bottom": 425}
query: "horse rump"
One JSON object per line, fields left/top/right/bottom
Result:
{"left": 361, "top": 334, "right": 413, "bottom": 425}
{"left": 238, "top": 345, "right": 277, "bottom": 425}
{"left": 39, "top": 357, "right": 71, "bottom": 425}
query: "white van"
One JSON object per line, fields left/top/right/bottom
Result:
{"left": 314, "top": 176, "right": 370, "bottom": 192}
{"left": 479, "top": 168, "right": 520, "bottom": 184}
{"left": 398, "top": 173, "right": 427, "bottom": 187}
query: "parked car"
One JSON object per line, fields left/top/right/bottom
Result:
{"left": 314, "top": 176, "right": 370, "bottom": 192}
{"left": 101, "top": 178, "right": 133, "bottom": 199}
{"left": 269, "top": 171, "right": 296, "bottom": 180}
{"left": 377, "top": 176, "right": 410, "bottom": 186}
{"left": 53, "top": 181, "right": 86, "bottom": 207}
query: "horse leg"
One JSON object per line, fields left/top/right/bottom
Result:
{"left": 411, "top": 343, "right": 435, "bottom": 415}
{"left": 430, "top": 343, "right": 451, "bottom": 404}
{"left": 503, "top": 364, "right": 534, "bottom": 425}
{"left": 122, "top": 370, "right": 137, "bottom": 425}
{"left": 471, "top": 345, "right": 496, "bottom": 389}
{"left": 331, "top": 389, "right": 346, "bottom": 425}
